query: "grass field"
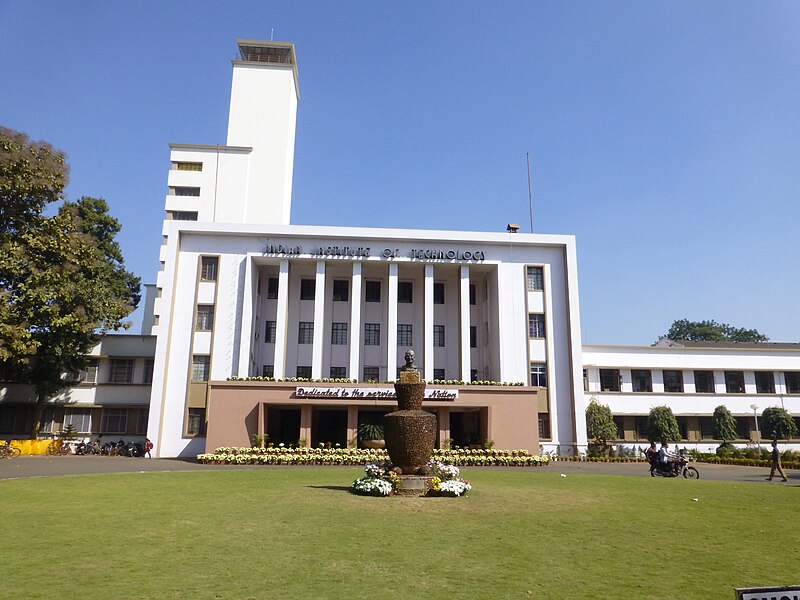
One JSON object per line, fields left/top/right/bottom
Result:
{"left": 1, "top": 468, "right": 797, "bottom": 599}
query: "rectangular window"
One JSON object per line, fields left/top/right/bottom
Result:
{"left": 296, "top": 366, "right": 312, "bottom": 379}
{"left": 171, "top": 186, "right": 200, "bottom": 196}
{"left": 109, "top": 359, "right": 134, "bottom": 384}
{"left": 265, "top": 321, "right": 276, "bottom": 344}
{"left": 300, "top": 278, "right": 316, "bottom": 300}
{"left": 631, "top": 370, "right": 652, "bottom": 393}
{"left": 538, "top": 414, "right": 551, "bottom": 439}
{"left": 530, "top": 362, "right": 547, "bottom": 387}
{"left": 39, "top": 407, "right": 55, "bottom": 434}
{"left": 736, "top": 418, "right": 751, "bottom": 440}
{"left": 332, "top": 280, "right": 349, "bottom": 302}
{"left": 527, "top": 266, "right": 544, "bottom": 291}
{"left": 174, "top": 161, "right": 202, "bottom": 171}
{"left": 136, "top": 409, "right": 148, "bottom": 435}
{"left": 755, "top": 371, "right": 775, "bottom": 394}
{"left": 470, "top": 325, "right": 477, "bottom": 348}
{"left": 694, "top": 370, "right": 715, "bottom": 393}
{"left": 101, "top": 408, "right": 128, "bottom": 434}
{"left": 433, "top": 368, "right": 445, "bottom": 381}
{"left": 267, "top": 277, "right": 279, "bottom": 299}
{"left": 398, "top": 281, "right": 413, "bottom": 303}
{"left": 786, "top": 372, "right": 800, "bottom": 394}
{"left": 298, "top": 322, "right": 314, "bottom": 344}
{"left": 724, "top": 371, "right": 745, "bottom": 394}
{"left": 613, "top": 416, "right": 624, "bottom": 440}
{"left": 169, "top": 211, "right": 198, "bottom": 221}
{"left": 195, "top": 305, "right": 215, "bottom": 331}
{"left": 64, "top": 409, "right": 93, "bottom": 434}
{"left": 662, "top": 370, "right": 683, "bottom": 393}
{"left": 599, "top": 369, "right": 620, "bottom": 392}
{"left": 191, "top": 355, "right": 210, "bottom": 381}
{"left": 469, "top": 284, "right": 476, "bottom": 305}
{"left": 434, "top": 325, "right": 445, "bottom": 348}
{"left": 81, "top": 358, "right": 99, "bottom": 384}
{"left": 364, "top": 323, "right": 380, "bottom": 346}
{"left": 0, "top": 406, "right": 21, "bottom": 433}
{"left": 331, "top": 322, "right": 348, "bottom": 345}
{"left": 433, "top": 282, "right": 445, "bottom": 304}
{"left": 634, "top": 416, "right": 648, "bottom": 440}
{"left": 262, "top": 365, "right": 274, "bottom": 378}
{"left": 397, "top": 324, "right": 413, "bottom": 347}
{"left": 187, "top": 408, "right": 206, "bottom": 436}
{"left": 329, "top": 366, "right": 347, "bottom": 379}
{"left": 143, "top": 359, "right": 154, "bottom": 384}
{"left": 365, "top": 281, "right": 381, "bottom": 302}
{"left": 528, "top": 314, "right": 545, "bottom": 338}
{"left": 200, "top": 257, "right": 218, "bottom": 282}
{"left": 699, "top": 417, "right": 715, "bottom": 440}
{"left": 363, "top": 366, "right": 380, "bottom": 382}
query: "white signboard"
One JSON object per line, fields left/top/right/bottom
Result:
{"left": 736, "top": 586, "right": 800, "bottom": 600}
{"left": 294, "top": 387, "right": 458, "bottom": 401}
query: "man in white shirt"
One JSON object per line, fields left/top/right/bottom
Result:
{"left": 658, "top": 441, "right": 676, "bottom": 474}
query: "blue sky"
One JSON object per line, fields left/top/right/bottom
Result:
{"left": 2, "top": 1, "right": 799, "bottom": 345}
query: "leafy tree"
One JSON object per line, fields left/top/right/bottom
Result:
{"left": 585, "top": 398, "right": 618, "bottom": 452}
{"left": 712, "top": 405, "right": 737, "bottom": 443}
{"left": 646, "top": 405, "right": 681, "bottom": 443}
{"left": 0, "top": 127, "right": 140, "bottom": 438}
{"left": 760, "top": 407, "right": 798, "bottom": 442}
{"left": 661, "top": 319, "right": 768, "bottom": 343}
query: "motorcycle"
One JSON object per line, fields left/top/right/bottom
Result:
{"left": 651, "top": 454, "right": 699, "bottom": 479}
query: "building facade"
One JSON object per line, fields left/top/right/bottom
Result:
{"left": 2, "top": 40, "right": 799, "bottom": 456}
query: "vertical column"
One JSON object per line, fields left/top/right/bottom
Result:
{"left": 387, "top": 263, "right": 398, "bottom": 381}
{"left": 424, "top": 264, "right": 434, "bottom": 381}
{"left": 300, "top": 404, "right": 313, "bottom": 445}
{"left": 542, "top": 263, "right": 559, "bottom": 447}
{"left": 459, "top": 265, "right": 471, "bottom": 381}
{"left": 237, "top": 256, "right": 255, "bottom": 376}
{"left": 347, "top": 405, "right": 359, "bottom": 447}
{"left": 273, "top": 260, "right": 290, "bottom": 379}
{"left": 438, "top": 407, "right": 451, "bottom": 449}
{"left": 311, "top": 261, "right": 326, "bottom": 379}
{"left": 349, "top": 262, "right": 362, "bottom": 380}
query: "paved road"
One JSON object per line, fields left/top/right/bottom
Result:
{"left": 0, "top": 454, "right": 795, "bottom": 484}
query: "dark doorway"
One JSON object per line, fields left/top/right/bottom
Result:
{"left": 267, "top": 407, "right": 301, "bottom": 446}
{"left": 450, "top": 410, "right": 482, "bottom": 448}
{"left": 312, "top": 408, "right": 347, "bottom": 447}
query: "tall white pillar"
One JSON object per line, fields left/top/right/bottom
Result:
{"left": 459, "top": 265, "right": 471, "bottom": 381}
{"left": 237, "top": 256, "right": 255, "bottom": 376}
{"left": 311, "top": 260, "right": 326, "bottom": 379}
{"left": 387, "top": 263, "right": 398, "bottom": 381}
{"left": 424, "top": 264, "right": 434, "bottom": 381}
{"left": 349, "top": 262, "right": 362, "bottom": 380}
{"left": 273, "top": 259, "right": 290, "bottom": 379}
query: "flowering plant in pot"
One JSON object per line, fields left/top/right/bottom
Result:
{"left": 358, "top": 422, "right": 385, "bottom": 449}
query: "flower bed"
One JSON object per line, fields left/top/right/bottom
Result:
{"left": 350, "top": 460, "right": 472, "bottom": 497}
{"left": 197, "top": 446, "right": 550, "bottom": 467}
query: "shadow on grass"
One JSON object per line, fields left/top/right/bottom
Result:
{"left": 306, "top": 484, "right": 353, "bottom": 492}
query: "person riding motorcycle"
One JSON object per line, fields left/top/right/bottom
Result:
{"left": 658, "top": 441, "right": 677, "bottom": 475}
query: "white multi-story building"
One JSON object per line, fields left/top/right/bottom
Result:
{"left": 1, "top": 40, "right": 798, "bottom": 457}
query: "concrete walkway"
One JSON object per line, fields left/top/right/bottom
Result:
{"left": 0, "top": 454, "right": 795, "bottom": 484}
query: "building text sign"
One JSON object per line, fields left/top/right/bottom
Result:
{"left": 265, "top": 244, "right": 485, "bottom": 261}
{"left": 295, "top": 387, "right": 458, "bottom": 401}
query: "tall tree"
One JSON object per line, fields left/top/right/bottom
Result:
{"left": 760, "top": 407, "right": 798, "bottom": 442}
{"left": 661, "top": 319, "right": 768, "bottom": 343}
{"left": 646, "top": 405, "right": 681, "bottom": 443}
{"left": 0, "top": 127, "right": 140, "bottom": 437}
{"left": 712, "top": 405, "right": 738, "bottom": 444}
{"left": 585, "top": 398, "right": 618, "bottom": 453}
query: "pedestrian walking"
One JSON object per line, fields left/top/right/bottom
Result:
{"left": 766, "top": 441, "right": 788, "bottom": 482}
{"left": 144, "top": 437, "right": 153, "bottom": 459}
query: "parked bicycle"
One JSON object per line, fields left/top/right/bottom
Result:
{"left": 0, "top": 441, "right": 22, "bottom": 459}
{"left": 46, "top": 440, "right": 72, "bottom": 456}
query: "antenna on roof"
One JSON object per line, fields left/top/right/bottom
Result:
{"left": 526, "top": 152, "right": 534, "bottom": 233}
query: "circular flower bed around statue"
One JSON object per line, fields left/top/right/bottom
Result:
{"left": 350, "top": 459, "right": 472, "bottom": 498}
{"left": 197, "top": 446, "right": 550, "bottom": 467}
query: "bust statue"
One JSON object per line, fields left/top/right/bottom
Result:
{"left": 400, "top": 349, "right": 417, "bottom": 371}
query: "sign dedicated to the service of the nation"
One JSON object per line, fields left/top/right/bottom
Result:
{"left": 294, "top": 386, "right": 458, "bottom": 400}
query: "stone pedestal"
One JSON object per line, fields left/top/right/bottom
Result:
{"left": 393, "top": 475, "right": 434, "bottom": 497}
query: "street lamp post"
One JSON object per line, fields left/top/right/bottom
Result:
{"left": 750, "top": 404, "right": 760, "bottom": 452}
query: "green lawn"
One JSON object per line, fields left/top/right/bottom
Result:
{"left": 1, "top": 468, "right": 796, "bottom": 599}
